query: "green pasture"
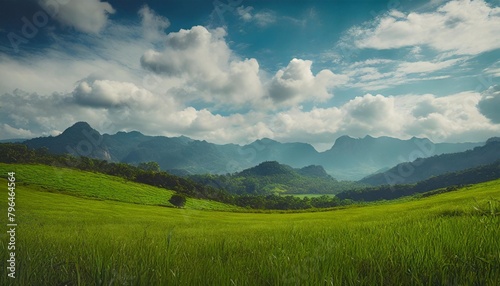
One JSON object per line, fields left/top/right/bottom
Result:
{"left": 0, "top": 163, "right": 499, "bottom": 285}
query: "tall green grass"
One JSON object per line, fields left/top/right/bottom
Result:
{"left": 0, "top": 164, "right": 499, "bottom": 285}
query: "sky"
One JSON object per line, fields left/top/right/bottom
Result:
{"left": 0, "top": 0, "right": 499, "bottom": 151}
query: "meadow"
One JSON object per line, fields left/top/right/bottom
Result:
{"left": 1, "top": 163, "right": 499, "bottom": 285}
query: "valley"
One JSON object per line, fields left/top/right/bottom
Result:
{"left": 0, "top": 163, "right": 499, "bottom": 285}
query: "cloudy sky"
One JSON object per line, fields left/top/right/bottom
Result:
{"left": 0, "top": 0, "right": 499, "bottom": 150}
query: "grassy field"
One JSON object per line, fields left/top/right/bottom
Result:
{"left": 0, "top": 163, "right": 240, "bottom": 211}
{"left": 0, "top": 163, "right": 499, "bottom": 285}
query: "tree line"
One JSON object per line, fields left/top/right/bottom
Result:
{"left": 0, "top": 143, "right": 347, "bottom": 210}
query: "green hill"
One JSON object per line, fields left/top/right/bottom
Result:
{"left": 238, "top": 161, "right": 296, "bottom": 177}
{"left": 0, "top": 167, "right": 498, "bottom": 285}
{"left": 190, "top": 161, "right": 363, "bottom": 195}
{"left": 0, "top": 163, "right": 239, "bottom": 211}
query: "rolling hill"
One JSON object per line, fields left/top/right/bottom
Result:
{"left": 1, "top": 164, "right": 498, "bottom": 285}
{"left": 0, "top": 163, "right": 239, "bottom": 211}
{"left": 189, "top": 161, "right": 362, "bottom": 195}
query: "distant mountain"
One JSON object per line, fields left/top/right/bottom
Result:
{"left": 22, "top": 122, "right": 483, "bottom": 180}
{"left": 320, "top": 135, "right": 482, "bottom": 180}
{"left": 338, "top": 160, "right": 500, "bottom": 202}
{"left": 360, "top": 140, "right": 500, "bottom": 186}
{"left": 244, "top": 138, "right": 319, "bottom": 168}
{"left": 24, "top": 122, "right": 113, "bottom": 160}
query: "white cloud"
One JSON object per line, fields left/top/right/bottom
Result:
{"left": 0, "top": 51, "right": 143, "bottom": 95}
{"left": 38, "top": 0, "right": 115, "bottom": 34}
{"left": 396, "top": 58, "right": 462, "bottom": 74}
{"left": 73, "top": 79, "right": 157, "bottom": 109}
{"left": 347, "top": 0, "right": 500, "bottom": 55}
{"left": 0, "top": 124, "right": 34, "bottom": 139}
{"left": 477, "top": 85, "right": 500, "bottom": 123}
{"left": 1, "top": 5, "right": 498, "bottom": 148}
{"left": 237, "top": 6, "right": 253, "bottom": 21}
{"left": 253, "top": 11, "right": 277, "bottom": 27}
{"left": 2, "top": 86, "right": 500, "bottom": 148}
{"left": 141, "top": 26, "right": 230, "bottom": 78}
{"left": 268, "top": 58, "right": 347, "bottom": 104}
{"left": 140, "top": 26, "right": 266, "bottom": 106}
{"left": 344, "top": 57, "right": 466, "bottom": 91}
{"left": 262, "top": 91, "right": 500, "bottom": 146}
{"left": 342, "top": 94, "right": 404, "bottom": 134}
{"left": 483, "top": 61, "right": 500, "bottom": 78}
{"left": 139, "top": 5, "right": 170, "bottom": 42}
{"left": 237, "top": 6, "right": 276, "bottom": 27}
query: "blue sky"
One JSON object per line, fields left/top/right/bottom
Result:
{"left": 0, "top": 0, "right": 499, "bottom": 150}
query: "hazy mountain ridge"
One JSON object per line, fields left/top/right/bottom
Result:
{"left": 361, "top": 140, "right": 500, "bottom": 186}
{"left": 320, "top": 135, "right": 482, "bottom": 180}
{"left": 23, "top": 122, "right": 484, "bottom": 180}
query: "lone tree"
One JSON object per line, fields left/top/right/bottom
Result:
{"left": 169, "top": 194, "right": 187, "bottom": 208}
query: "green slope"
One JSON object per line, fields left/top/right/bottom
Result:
{"left": 0, "top": 163, "right": 239, "bottom": 211}
{"left": 0, "top": 164, "right": 499, "bottom": 285}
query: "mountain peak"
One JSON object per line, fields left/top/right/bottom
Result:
{"left": 61, "top": 121, "right": 98, "bottom": 137}
{"left": 238, "top": 161, "right": 295, "bottom": 177}
{"left": 298, "top": 165, "right": 331, "bottom": 178}
{"left": 254, "top": 138, "right": 278, "bottom": 145}
{"left": 486, "top": 137, "right": 500, "bottom": 145}
{"left": 331, "top": 135, "right": 355, "bottom": 147}
{"left": 69, "top": 121, "right": 92, "bottom": 130}
{"left": 115, "top": 130, "right": 144, "bottom": 138}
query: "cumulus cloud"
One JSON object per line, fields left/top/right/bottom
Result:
{"left": 38, "top": 0, "right": 115, "bottom": 34}
{"left": 73, "top": 79, "right": 157, "bottom": 109}
{"left": 140, "top": 26, "right": 266, "bottom": 106}
{"left": 140, "top": 25, "right": 349, "bottom": 107}
{"left": 141, "top": 26, "right": 230, "bottom": 77}
{"left": 477, "top": 85, "right": 500, "bottom": 123}
{"left": 346, "top": 0, "right": 500, "bottom": 55}
{"left": 342, "top": 94, "right": 403, "bottom": 134}
{"left": 268, "top": 59, "right": 347, "bottom": 104}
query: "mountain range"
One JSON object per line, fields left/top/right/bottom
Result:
{"left": 361, "top": 137, "right": 500, "bottom": 186}
{"left": 23, "top": 122, "right": 483, "bottom": 180}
